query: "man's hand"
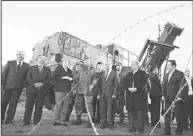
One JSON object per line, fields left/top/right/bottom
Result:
{"left": 23, "top": 87, "right": 27, "bottom": 92}
{"left": 62, "top": 76, "right": 68, "bottom": 80}
{"left": 128, "top": 88, "right": 137, "bottom": 92}
{"left": 62, "top": 76, "right": 72, "bottom": 81}
{"left": 73, "top": 90, "right": 76, "bottom": 95}
{"left": 97, "top": 95, "right": 100, "bottom": 100}
{"left": 161, "top": 96, "right": 165, "bottom": 101}
{"left": 112, "top": 95, "right": 116, "bottom": 98}
{"left": 176, "top": 97, "right": 182, "bottom": 101}
{"left": 34, "top": 83, "right": 39, "bottom": 88}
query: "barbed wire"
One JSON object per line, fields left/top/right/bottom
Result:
{"left": 107, "top": 2, "right": 192, "bottom": 45}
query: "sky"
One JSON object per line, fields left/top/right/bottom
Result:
{"left": 2, "top": 1, "right": 192, "bottom": 74}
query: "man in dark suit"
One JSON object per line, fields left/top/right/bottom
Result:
{"left": 122, "top": 60, "right": 148, "bottom": 134}
{"left": 162, "top": 60, "right": 189, "bottom": 135}
{"left": 92, "top": 62, "right": 103, "bottom": 124}
{"left": 22, "top": 55, "right": 51, "bottom": 126}
{"left": 184, "top": 69, "right": 193, "bottom": 131}
{"left": 115, "top": 63, "right": 126, "bottom": 125}
{"left": 1, "top": 51, "right": 29, "bottom": 124}
{"left": 97, "top": 62, "right": 118, "bottom": 130}
{"left": 149, "top": 66, "right": 162, "bottom": 127}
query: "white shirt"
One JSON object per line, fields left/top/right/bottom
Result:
{"left": 185, "top": 76, "right": 193, "bottom": 95}
{"left": 105, "top": 69, "right": 111, "bottom": 80}
{"left": 17, "top": 60, "right": 23, "bottom": 66}
{"left": 168, "top": 68, "right": 176, "bottom": 82}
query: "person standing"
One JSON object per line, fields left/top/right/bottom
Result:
{"left": 115, "top": 63, "right": 126, "bottom": 125}
{"left": 64, "top": 62, "right": 81, "bottom": 122}
{"left": 52, "top": 57, "right": 73, "bottom": 126}
{"left": 22, "top": 55, "right": 51, "bottom": 126}
{"left": 122, "top": 60, "right": 148, "bottom": 134}
{"left": 1, "top": 51, "right": 29, "bottom": 124}
{"left": 92, "top": 62, "right": 103, "bottom": 124}
{"left": 72, "top": 61, "right": 94, "bottom": 128}
{"left": 97, "top": 62, "right": 118, "bottom": 130}
{"left": 162, "top": 60, "right": 189, "bottom": 135}
{"left": 149, "top": 66, "right": 162, "bottom": 127}
{"left": 184, "top": 69, "right": 193, "bottom": 131}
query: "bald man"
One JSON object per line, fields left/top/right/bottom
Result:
{"left": 1, "top": 51, "right": 30, "bottom": 124}
{"left": 121, "top": 60, "right": 149, "bottom": 134}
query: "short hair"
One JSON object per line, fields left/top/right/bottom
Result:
{"left": 168, "top": 60, "right": 176, "bottom": 67}
{"left": 36, "top": 55, "right": 45, "bottom": 60}
{"left": 97, "top": 62, "right": 102, "bottom": 65}
{"left": 116, "top": 62, "right": 122, "bottom": 66}
{"left": 112, "top": 65, "right": 117, "bottom": 71}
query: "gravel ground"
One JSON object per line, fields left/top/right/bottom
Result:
{"left": 1, "top": 102, "right": 193, "bottom": 135}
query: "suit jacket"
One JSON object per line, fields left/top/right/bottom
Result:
{"left": 117, "top": 72, "right": 126, "bottom": 96}
{"left": 98, "top": 70, "right": 118, "bottom": 98}
{"left": 122, "top": 69, "right": 148, "bottom": 111}
{"left": 91, "top": 70, "right": 104, "bottom": 97}
{"left": 27, "top": 65, "right": 51, "bottom": 93}
{"left": 191, "top": 78, "right": 193, "bottom": 91}
{"left": 2, "top": 60, "right": 29, "bottom": 90}
{"left": 149, "top": 73, "right": 162, "bottom": 97}
{"left": 162, "top": 69, "right": 189, "bottom": 102}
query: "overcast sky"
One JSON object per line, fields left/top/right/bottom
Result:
{"left": 2, "top": 1, "right": 192, "bottom": 73}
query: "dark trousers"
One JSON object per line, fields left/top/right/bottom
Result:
{"left": 128, "top": 110, "right": 146, "bottom": 132}
{"left": 164, "top": 100, "right": 186, "bottom": 134}
{"left": 1, "top": 88, "right": 23, "bottom": 121}
{"left": 100, "top": 96, "right": 113, "bottom": 125}
{"left": 66, "top": 92, "right": 75, "bottom": 117}
{"left": 93, "top": 96, "right": 100, "bottom": 122}
{"left": 23, "top": 91, "right": 46, "bottom": 124}
{"left": 187, "top": 95, "right": 193, "bottom": 128}
{"left": 150, "top": 96, "right": 161, "bottom": 126}
{"left": 117, "top": 95, "right": 125, "bottom": 122}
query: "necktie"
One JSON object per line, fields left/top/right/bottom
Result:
{"left": 105, "top": 70, "right": 109, "bottom": 80}
{"left": 39, "top": 66, "right": 43, "bottom": 72}
{"left": 17, "top": 61, "right": 21, "bottom": 72}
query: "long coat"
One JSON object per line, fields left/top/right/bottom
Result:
{"left": 122, "top": 69, "right": 148, "bottom": 111}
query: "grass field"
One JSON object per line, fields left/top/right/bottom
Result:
{"left": 1, "top": 101, "right": 193, "bottom": 135}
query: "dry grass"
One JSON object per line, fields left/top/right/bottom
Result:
{"left": 2, "top": 102, "right": 193, "bottom": 135}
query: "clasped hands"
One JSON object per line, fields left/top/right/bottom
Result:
{"left": 128, "top": 87, "right": 137, "bottom": 92}
{"left": 62, "top": 76, "right": 72, "bottom": 81}
{"left": 34, "top": 83, "right": 43, "bottom": 89}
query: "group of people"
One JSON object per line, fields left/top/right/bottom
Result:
{"left": 1, "top": 51, "right": 193, "bottom": 135}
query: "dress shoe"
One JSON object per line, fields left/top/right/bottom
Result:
{"left": 86, "top": 122, "right": 92, "bottom": 128}
{"left": 128, "top": 128, "right": 136, "bottom": 133}
{"left": 108, "top": 125, "right": 115, "bottom": 130}
{"left": 59, "top": 122, "right": 68, "bottom": 126}
{"left": 53, "top": 122, "right": 60, "bottom": 126}
{"left": 22, "top": 122, "right": 30, "bottom": 126}
{"left": 95, "top": 119, "right": 100, "bottom": 124}
{"left": 161, "top": 132, "right": 171, "bottom": 135}
{"left": 136, "top": 131, "right": 144, "bottom": 135}
{"left": 175, "top": 132, "right": 182, "bottom": 135}
{"left": 100, "top": 124, "right": 108, "bottom": 129}
{"left": 5, "top": 120, "right": 13, "bottom": 124}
